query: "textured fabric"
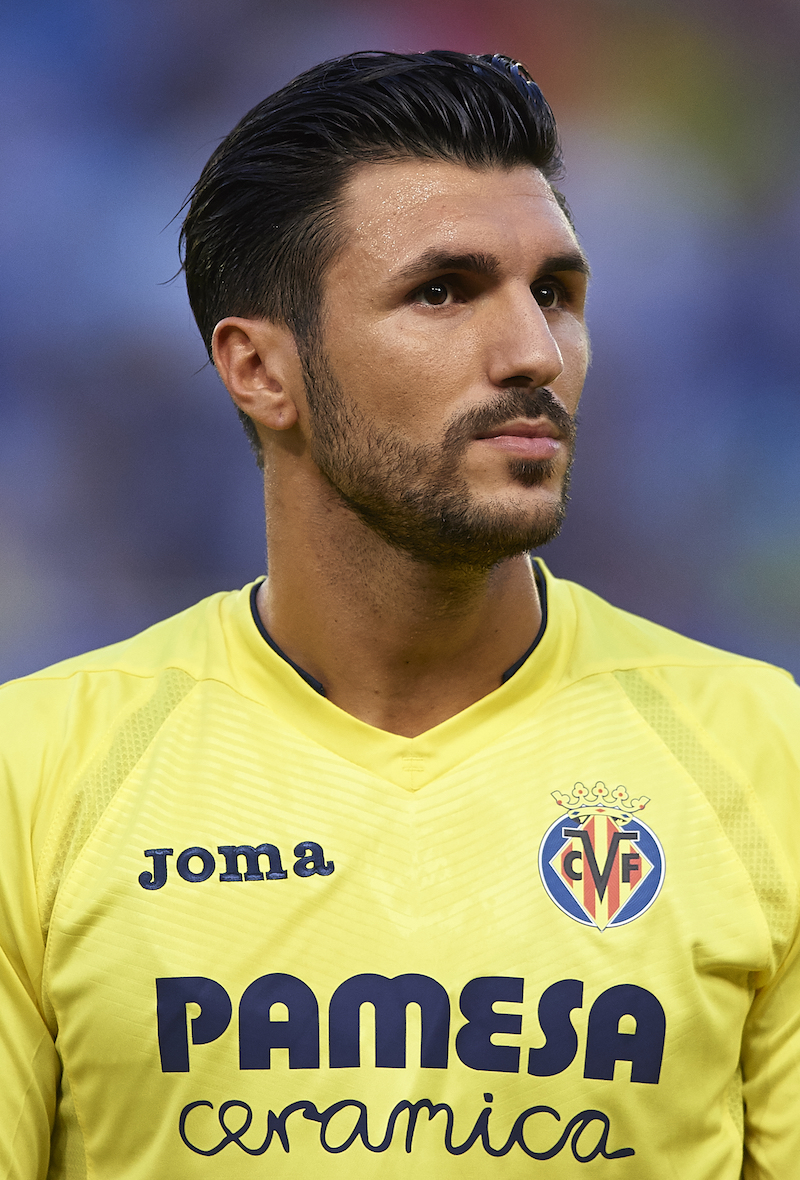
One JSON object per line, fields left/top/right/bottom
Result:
{"left": 1, "top": 561, "right": 798, "bottom": 1178}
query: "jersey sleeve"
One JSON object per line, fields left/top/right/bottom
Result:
{"left": 741, "top": 929, "right": 800, "bottom": 1178}
{"left": 0, "top": 663, "right": 168, "bottom": 1178}
{"left": 655, "top": 662, "right": 800, "bottom": 1178}
{"left": 0, "top": 684, "right": 61, "bottom": 1179}
{"left": 733, "top": 670, "right": 800, "bottom": 1180}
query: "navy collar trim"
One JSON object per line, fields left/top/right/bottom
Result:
{"left": 500, "top": 560, "right": 548, "bottom": 683}
{"left": 249, "top": 561, "right": 548, "bottom": 698}
{"left": 249, "top": 582, "right": 327, "bottom": 696}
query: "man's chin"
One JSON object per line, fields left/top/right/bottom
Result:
{"left": 378, "top": 499, "right": 568, "bottom": 569}
{"left": 329, "top": 463, "right": 571, "bottom": 567}
{"left": 506, "top": 456, "right": 562, "bottom": 490}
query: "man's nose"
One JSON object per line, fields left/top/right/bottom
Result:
{"left": 485, "top": 287, "right": 564, "bottom": 389}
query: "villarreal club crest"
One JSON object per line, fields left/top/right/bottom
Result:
{"left": 538, "top": 783, "right": 665, "bottom": 931}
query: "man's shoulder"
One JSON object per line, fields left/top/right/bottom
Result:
{"left": 546, "top": 566, "right": 800, "bottom": 747}
{"left": 1, "top": 584, "right": 248, "bottom": 699}
{"left": 554, "top": 568, "right": 794, "bottom": 686}
{"left": 548, "top": 568, "right": 800, "bottom": 813}
{"left": 0, "top": 584, "right": 259, "bottom": 837}
{"left": 0, "top": 583, "right": 258, "bottom": 776}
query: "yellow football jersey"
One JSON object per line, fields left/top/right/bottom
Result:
{"left": 1, "top": 560, "right": 799, "bottom": 1178}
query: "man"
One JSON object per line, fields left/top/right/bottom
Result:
{"left": 1, "top": 51, "right": 798, "bottom": 1179}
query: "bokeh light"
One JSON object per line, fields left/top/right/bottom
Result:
{"left": 2, "top": 0, "right": 799, "bottom": 680}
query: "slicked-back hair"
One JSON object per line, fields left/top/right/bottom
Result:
{"left": 180, "top": 50, "right": 568, "bottom": 462}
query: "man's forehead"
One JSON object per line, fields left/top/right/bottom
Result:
{"left": 335, "top": 158, "right": 581, "bottom": 276}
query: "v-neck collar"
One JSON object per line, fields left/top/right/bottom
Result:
{"left": 248, "top": 563, "right": 549, "bottom": 697}
{"left": 223, "top": 559, "right": 576, "bottom": 791}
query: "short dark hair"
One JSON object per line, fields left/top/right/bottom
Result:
{"left": 180, "top": 50, "right": 568, "bottom": 461}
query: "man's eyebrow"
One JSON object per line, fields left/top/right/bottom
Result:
{"left": 538, "top": 250, "right": 592, "bottom": 279}
{"left": 393, "top": 247, "right": 591, "bottom": 284}
{"left": 394, "top": 250, "right": 501, "bottom": 284}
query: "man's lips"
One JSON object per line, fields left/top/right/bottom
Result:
{"left": 473, "top": 417, "right": 563, "bottom": 459}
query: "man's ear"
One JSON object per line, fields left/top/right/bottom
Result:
{"left": 212, "top": 317, "right": 302, "bottom": 432}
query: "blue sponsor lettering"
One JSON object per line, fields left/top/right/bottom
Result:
{"left": 156, "top": 976, "right": 232, "bottom": 1072}
{"left": 455, "top": 976, "right": 523, "bottom": 1072}
{"left": 155, "top": 973, "right": 665, "bottom": 1083}
{"left": 584, "top": 983, "right": 666, "bottom": 1083}
{"left": 329, "top": 973, "right": 449, "bottom": 1069}
{"left": 178, "top": 1093, "right": 635, "bottom": 1160}
{"left": 528, "top": 978, "right": 584, "bottom": 1077}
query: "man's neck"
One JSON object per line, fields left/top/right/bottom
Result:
{"left": 257, "top": 493, "right": 542, "bottom": 737}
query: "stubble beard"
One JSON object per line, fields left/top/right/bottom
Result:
{"left": 300, "top": 345, "right": 577, "bottom": 570}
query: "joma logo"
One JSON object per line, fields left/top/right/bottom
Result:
{"left": 138, "top": 842, "right": 334, "bottom": 890}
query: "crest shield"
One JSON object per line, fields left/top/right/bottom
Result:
{"left": 538, "top": 782, "right": 665, "bottom": 930}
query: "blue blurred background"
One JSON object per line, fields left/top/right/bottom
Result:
{"left": 2, "top": 0, "right": 799, "bottom": 683}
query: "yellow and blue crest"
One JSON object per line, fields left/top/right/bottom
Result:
{"left": 538, "top": 782, "right": 665, "bottom": 931}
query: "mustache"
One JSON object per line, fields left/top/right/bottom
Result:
{"left": 443, "top": 386, "right": 576, "bottom": 447}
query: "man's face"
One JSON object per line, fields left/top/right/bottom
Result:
{"left": 300, "top": 158, "right": 590, "bottom": 568}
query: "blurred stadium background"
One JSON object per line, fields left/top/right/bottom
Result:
{"left": 2, "top": 0, "right": 799, "bottom": 683}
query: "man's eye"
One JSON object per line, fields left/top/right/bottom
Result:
{"left": 416, "top": 281, "right": 452, "bottom": 306}
{"left": 532, "top": 282, "right": 561, "bottom": 309}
